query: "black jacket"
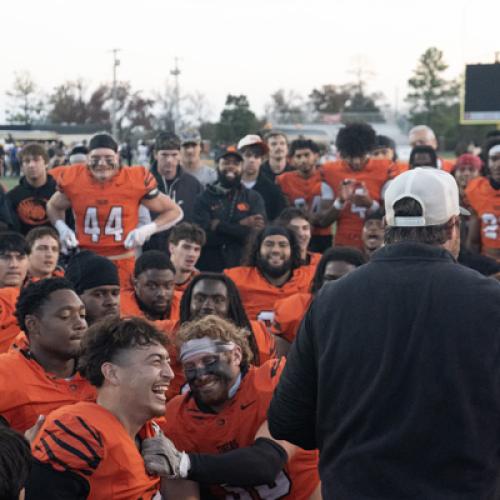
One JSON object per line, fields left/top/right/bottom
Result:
{"left": 260, "top": 161, "right": 294, "bottom": 183}
{"left": 269, "top": 242, "right": 500, "bottom": 500}
{"left": 193, "top": 183, "right": 266, "bottom": 272}
{"left": 6, "top": 175, "right": 58, "bottom": 234}
{"left": 0, "top": 186, "right": 15, "bottom": 229}
{"left": 145, "top": 164, "right": 203, "bottom": 251}
{"left": 247, "top": 175, "right": 288, "bottom": 221}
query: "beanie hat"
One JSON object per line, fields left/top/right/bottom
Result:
{"left": 89, "top": 133, "right": 118, "bottom": 153}
{"left": 65, "top": 251, "right": 119, "bottom": 294}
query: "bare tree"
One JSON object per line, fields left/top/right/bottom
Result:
{"left": 184, "top": 91, "right": 212, "bottom": 128}
{"left": 6, "top": 71, "right": 46, "bottom": 124}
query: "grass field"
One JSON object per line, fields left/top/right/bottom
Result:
{"left": 1, "top": 177, "right": 18, "bottom": 191}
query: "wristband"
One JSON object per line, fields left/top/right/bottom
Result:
{"left": 179, "top": 452, "right": 191, "bottom": 479}
{"left": 369, "top": 200, "right": 380, "bottom": 212}
{"left": 54, "top": 219, "right": 69, "bottom": 233}
{"left": 333, "top": 198, "right": 345, "bottom": 210}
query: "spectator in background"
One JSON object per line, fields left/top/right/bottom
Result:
{"left": 194, "top": 147, "right": 266, "bottom": 272}
{"left": 276, "top": 207, "right": 321, "bottom": 266}
{"left": 361, "top": 211, "right": 385, "bottom": 260}
{"left": 238, "top": 134, "right": 288, "bottom": 221}
{"left": 47, "top": 148, "right": 66, "bottom": 169}
{"left": 0, "top": 146, "right": 5, "bottom": 176}
{"left": 452, "top": 153, "right": 481, "bottom": 208}
{"left": 119, "top": 140, "right": 133, "bottom": 166}
{"left": 9, "top": 143, "right": 21, "bottom": 177}
{"left": 260, "top": 130, "right": 294, "bottom": 182}
{"left": 67, "top": 145, "right": 88, "bottom": 165}
{"left": 0, "top": 426, "right": 32, "bottom": 500}
{"left": 466, "top": 142, "right": 500, "bottom": 262}
{"left": 7, "top": 143, "right": 59, "bottom": 235}
{"left": 408, "top": 145, "right": 438, "bottom": 169}
{"left": 168, "top": 222, "right": 205, "bottom": 292}
{"left": 179, "top": 129, "right": 217, "bottom": 187}
{"left": 25, "top": 226, "right": 62, "bottom": 281}
{"left": 408, "top": 125, "right": 454, "bottom": 172}
{"left": 146, "top": 132, "right": 203, "bottom": 251}
{"left": 136, "top": 139, "right": 150, "bottom": 167}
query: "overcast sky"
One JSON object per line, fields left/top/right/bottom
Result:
{"left": 2, "top": 0, "right": 498, "bottom": 121}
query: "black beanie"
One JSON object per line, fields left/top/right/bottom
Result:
{"left": 261, "top": 225, "right": 292, "bottom": 240}
{"left": 89, "top": 133, "right": 118, "bottom": 153}
{"left": 65, "top": 251, "right": 120, "bottom": 294}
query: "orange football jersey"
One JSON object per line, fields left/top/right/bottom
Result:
{"left": 0, "top": 348, "right": 96, "bottom": 432}
{"left": 120, "top": 288, "right": 181, "bottom": 321}
{"left": 0, "top": 287, "right": 21, "bottom": 354}
{"left": 465, "top": 176, "right": 500, "bottom": 253}
{"left": 271, "top": 292, "right": 313, "bottom": 344}
{"left": 31, "top": 401, "right": 160, "bottom": 499}
{"left": 175, "top": 270, "right": 199, "bottom": 293}
{"left": 161, "top": 359, "right": 319, "bottom": 499}
{"left": 224, "top": 266, "right": 314, "bottom": 321}
{"left": 55, "top": 164, "right": 158, "bottom": 257}
{"left": 276, "top": 170, "right": 331, "bottom": 236}
{"left": 322, "top": 158, "right": 393, "bottom": 249}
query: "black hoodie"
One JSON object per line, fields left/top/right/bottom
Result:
{"left": 6, "top": 174, "right": 58, "bottom": 235}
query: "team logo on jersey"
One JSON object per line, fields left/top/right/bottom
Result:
{"left": 17, "top": 197, "right": 48, "bottom": 225}
{"left": 236, "top": 202, "right": 250, "bottom": 212}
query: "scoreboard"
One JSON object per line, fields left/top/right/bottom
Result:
{"left": 462, "top": 63, "right": 500, "bottom": 123}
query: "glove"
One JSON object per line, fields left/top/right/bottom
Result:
{"left": 54, "top": 220, "right": 79, "bottom": 253}
{"left": 141, "top": 434, "right": 190, "bottom": 478}
{"left": 124, "top": 222, "right": 157, "bottom": 249}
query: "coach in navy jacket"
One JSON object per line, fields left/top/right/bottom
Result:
{"left": 268, "top": 168, "right": 500, "bottom": 499}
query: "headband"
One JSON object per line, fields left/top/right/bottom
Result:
{"left": 179, "top": 337, "right": 235, "bottom": 363}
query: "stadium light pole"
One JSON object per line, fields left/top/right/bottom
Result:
{"left": 170, "top": 57, "right": 181, "bottom": 130}
{"left": 111, "top": 48, "right": 121, "bottom": 139}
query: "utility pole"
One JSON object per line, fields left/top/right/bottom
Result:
{"left": 170, "top": 57, "right": 181, "bottom": 130}
{"left": 111, "top": 48, "right": 121, "bottom": 139}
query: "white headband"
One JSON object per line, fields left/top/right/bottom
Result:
{"left": 179, "top": 337, "right": 235, "bottom": 363}
{"left": 488, "top": 144, "right": 500, "bottom": 157}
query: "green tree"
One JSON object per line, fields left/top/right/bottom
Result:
{"left": 215, "top": 94, "right": 261, "bottom": 144}
{"left": 5, "top": 71, "right": 46, "bottom": 124}
{"left": 406, "top": 47, "right": 460, "bottom": 147}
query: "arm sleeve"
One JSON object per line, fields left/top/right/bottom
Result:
{"left": 25, "top": 460, "right": 90, "bottom": 500}
{"left": 187, "top": 437, "right": 288, "bottom": 486}
{"left": 268, "top": 303, "right": 318, "bottom": 450}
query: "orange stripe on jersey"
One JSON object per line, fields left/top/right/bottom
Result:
{"left": 55, "top": 164, "right": 158, "bottom": 257}
{"left": 224, "top": 266, "right": 314, "bottom": 321}
{"left": 465, "top": 176, "right": 500, "bottom": 252}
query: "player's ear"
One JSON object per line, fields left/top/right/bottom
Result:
{"left": 231, "top": 345, "right": 243, "bottom": 367}
{"left": 24, "top": 314, "right": 39, "bottom": 338}
{"left": 101, "top": 361, "right": 120, "bottom": 386}
{"left": 168, "top": 242, "right": 175, "bottom": 255}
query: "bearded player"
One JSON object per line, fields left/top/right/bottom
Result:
{"left": 47, "top": 133, "right": 183, "bottom": 287}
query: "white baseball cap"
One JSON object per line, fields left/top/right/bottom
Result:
{"left": 385, "top": 167, "right": 470, "bottom": 227}
{"left": 237, "top": 134, "right": 268, "bottom": 153}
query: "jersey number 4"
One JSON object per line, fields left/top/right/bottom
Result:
{"left": 84, "top": 206, "right": 124, "bottom": 242}
{"left": 482, "top": 213, "right": 500, "bottom": 240}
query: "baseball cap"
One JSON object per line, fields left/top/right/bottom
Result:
{"left": 385, "top": 167, "right": 470, "bottom": 227}
{"left": 216, "top": 146, "right": 243, "bottom": 162}
{"left": 237, "top": 134, "right": 269, "bottom": 154}
{"left": 179, "top": 129, "right": 201, "bottom": 145}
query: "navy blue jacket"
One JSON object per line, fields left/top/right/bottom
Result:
{"left": 269, "top": 241, "right": 500, "bottom": 499}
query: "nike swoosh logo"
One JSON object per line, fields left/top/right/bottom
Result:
{"left": 240, "top": 401, "right": 256, "bottom": 410}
